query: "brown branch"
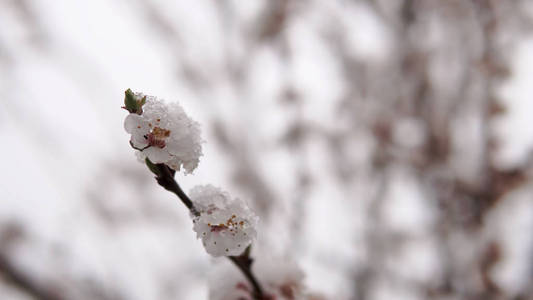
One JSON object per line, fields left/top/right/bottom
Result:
{"left": 228, "top": 254, "right": 265, "bottom": 300}
{"left": 146, "top": 160, "right": 265, "bottom": 299}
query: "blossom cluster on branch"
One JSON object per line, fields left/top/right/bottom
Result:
{"left": 123, "top": 89, "right": 202, "bottom": 173}
{"left": 190, "top": 185, "right": 258, "bottom": 257}
{"left": 123, "top": 89, "right": 316, "bottom": 300}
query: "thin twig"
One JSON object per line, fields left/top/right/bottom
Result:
{"left": 228, "top": 255, "right": 264, "bottom": 299}
{"left": 152, "top": 163, "right": 198, "bottom": 216}
{"left": 148, "top": 161, "right": 265, "bottom": 299}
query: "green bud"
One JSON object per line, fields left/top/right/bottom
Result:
{"left": 145, "top": 158, "right": 162, "bottom": 176}
{"left": 123, "top": 88, "right": 146, "bottom": 114}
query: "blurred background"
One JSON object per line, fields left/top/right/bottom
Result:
{"left": 1, "top": 0, "right": 533, "bottom": 299}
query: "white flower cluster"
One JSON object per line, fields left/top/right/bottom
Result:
{"left": 124, "top": 92, "right": 202, "bottom": 173}
{"left": 209, "top": 257, "right": 318, "bottom": 300}
{"left": 190, "top": 185, "right": 258, "bottom": 257}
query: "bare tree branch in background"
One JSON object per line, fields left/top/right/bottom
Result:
{"left": 0, "top": 223, "right": 64, "bottom": 300}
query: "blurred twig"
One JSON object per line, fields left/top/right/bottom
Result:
{"left": 0, "top": 224, "right": 64, "bottom": 300}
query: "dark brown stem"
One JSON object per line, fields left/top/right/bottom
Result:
{"left": 150, "top": 163, "right": 198, "bottom": 216}
{"left": 147, "top": 161, "right": 264, "bottom": 299}
{"left": 228, "top": 254, "right": 264, "bottom": 300}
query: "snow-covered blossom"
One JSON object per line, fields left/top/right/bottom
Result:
{"left": 123, "top": 91, "right": 202, "bottom": 173}
{"left": 209, "top": 257, "right": 318, "bottom": 300}
{"left": 190, "top": 185, "right": 258, "bottom": 257}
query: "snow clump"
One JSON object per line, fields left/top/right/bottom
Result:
{"left": 123, "top": 91, "right": 202, "bottom": 173}
{"left": 190, "top": 185, "right": 258, "bottom": 257}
